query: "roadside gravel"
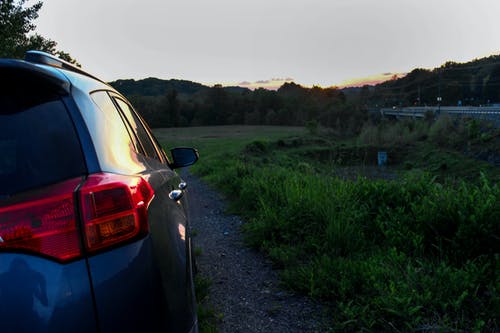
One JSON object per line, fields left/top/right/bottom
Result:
{"left": 183, "top": 171, "right": 331, "bottom": 333}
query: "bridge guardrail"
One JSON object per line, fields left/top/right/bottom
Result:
{"left": 380, "top": 106, "right": 500, "bottom": 118}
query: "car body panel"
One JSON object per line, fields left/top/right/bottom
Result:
{"left": 0, "top": 54, "right": 198, "bottom": 333}
{"left": 87, "top": 237, "right": 162, "bottom": 332}
{"left": 0, "top": 254, "right": 97, "bottom": 333}
{"left": 146, "top": 165, "right": 197, "bottom": 333}
{"left": 61, "top": 95, "right": 101, "bottom": 174}
{"left": 87, "top": 159, "right": 197, "bottom": 332}
{"left": 0, "top": 59, "right": 70, "bottom": 95}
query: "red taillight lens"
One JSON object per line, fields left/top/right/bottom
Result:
{"left": 0, "top": 178, "right": 83, "bottom": 262}
{"left": 0, "top": 174, "right": 153, "bottom": 262}
{"left": 79, "top": 173, "right": 154, "bottom": 253}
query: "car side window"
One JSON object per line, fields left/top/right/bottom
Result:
{"left": 90, "top": 91, "right": 143, "bottom": 154}
{"left": 113, "top": 97, "right": 163, "bottom": 162}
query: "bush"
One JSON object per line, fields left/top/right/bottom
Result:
{"left": 195, "top": 147, "right": 499, "bottom": 331}
{"left": 244, "top": 140, "right": 270, "bottom": 154}
{"left": 428, "top": 115, "right": 466, "bottom": 147}
{"left": 358, "top": 119, "right": 430, "bottom": 146}
{"left": 305, "top": 119, "right": 319, "bottom": 135}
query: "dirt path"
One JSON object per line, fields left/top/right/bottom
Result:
{"left": 183, "top": 171, "right": 331, "bottom": 333}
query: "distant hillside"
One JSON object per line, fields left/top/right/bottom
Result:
{"left": 108, "top": 53, "right": 500, "bottom": 129}
{"left": 110, "top": 77, "right": 210, "bottom": 97}
{"left": 345, "top": 54, "right": 500, "bottom": 107}
{"left": 110, "top": 77, "right": 252, "bottom": 97}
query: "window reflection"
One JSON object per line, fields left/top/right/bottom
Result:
{"left": 90, "top": 91, "right": 143, "bottom": 172}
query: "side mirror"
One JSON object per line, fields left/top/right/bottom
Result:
{"left": 170, "top": 147, "right": 199, "bottom": 169}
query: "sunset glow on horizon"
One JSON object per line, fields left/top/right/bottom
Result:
{"left": 29, "top": 0, "right": 500, "bottom": 87}
{"left": 217, "top": 72, "right": 405, "bottom": 90}
{"left": 337, "top": 72, "right": 407, "bottom": 89}
{"left": 220, "top": 78, "right": 295, "bottom": 90}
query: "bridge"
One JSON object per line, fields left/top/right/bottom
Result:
{"left": 380, "top": 106, "right": 500, "bottom": 124}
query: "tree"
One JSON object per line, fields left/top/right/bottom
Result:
{"left": 0, "top": 0, "right": 78, "bottom": 64}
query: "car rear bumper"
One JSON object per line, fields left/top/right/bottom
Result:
{"left": 1, "top": 235, "right": 197, "bottom": 333}
{"left": 0, "top": 254, "right": 97, "bottom": 333}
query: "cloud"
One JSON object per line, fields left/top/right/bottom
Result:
{"left": 232, "top": 77, "right": 295, "bottom": 90}
{"left": 338, "top": 72, "right": 407, "bottom": 88}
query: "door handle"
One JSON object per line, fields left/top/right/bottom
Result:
{"left": 179, "top": 182, "right": 187, "bottom": 190}
{"left": 169, "top": 189, "right": 183, "bottom": 201}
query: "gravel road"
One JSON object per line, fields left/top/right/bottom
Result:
{"left": 183, "top": 171, "right": 331, "bottom": 333}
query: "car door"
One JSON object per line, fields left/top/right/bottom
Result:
{"left": 109, "top": 94, "right": 196, "bottom": 332}
{"left": 82, "top": 90, "right": 196, "bottom": 333}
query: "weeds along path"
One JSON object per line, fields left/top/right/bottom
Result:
{"left": 183, "top": 171, "right": 330, "bottom": 333}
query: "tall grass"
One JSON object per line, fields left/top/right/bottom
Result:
{"left": 192, "top": 141, "right": 499, "bottom": 332}
{"left": 358, "top": 119, "right": 429, "bottom": 146}
{"left": 357, "top": 116, "right": 498, "bottom": 149}
{"left": 156, "top": 126, "right": 499, "bottom": 331}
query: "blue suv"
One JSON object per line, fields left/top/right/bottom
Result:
{"left": 0, "top": 51, "right": 199, "bottom": 333}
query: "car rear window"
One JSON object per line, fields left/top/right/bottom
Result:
{"left": 0, "top": 88, "right": 86, "bottom": 197}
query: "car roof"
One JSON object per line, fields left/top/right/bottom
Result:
{"left": 0, "top": 58, "right": 71, "bottom": 94}
{"left": 0, "top": 51, "right": 118, "bottom": 96}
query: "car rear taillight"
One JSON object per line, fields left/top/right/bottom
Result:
{"left": 0, "top": 173, "right": 154, "bottom": 262}
{"left": 79, "top": 173, "right": 154, "bottom": 253}
{"left": 0, "top": 178, "right": 83, "bottom": 262}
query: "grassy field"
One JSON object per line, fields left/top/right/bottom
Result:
{"left": 154, "top": 125, "right": 499, "bottom": 332}
{"left": 155, "top": 125, "right": 305, "bottom": 154}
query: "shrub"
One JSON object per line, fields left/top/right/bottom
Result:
{"left": 428, "top": 115, "right": 466, "bottom": 147}
{"left": 305, "top": 119, "right": 319, "bottom": 135}
{"left": 358, "top": 119, "right": 430, "bottom": 146}
{"left": 194, "top": 144, "right": 499, "bottom": 332}
{"left": 244, "top": 140, "right": 269, "bottom": 154}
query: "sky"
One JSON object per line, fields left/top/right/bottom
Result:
{"left": 29, "top": 0, "right": 500, "bottom": 89}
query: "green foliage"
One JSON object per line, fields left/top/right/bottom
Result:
{"left": 0, "top": 0, "right": 78, "bottom": 64}
{"left": 244, "top": 140, "right": 270, "bottom": 154}
{"left": 355, "top": 117, "right": 499, "bottom": 183}
{"left": 305, "top": 119, "right": 319, "bottom": 135}
{"left": 227, "top": 168, "right": 498, "bottom": 330}
{"left": 372, "top": 174, "right": 499, "bottom": 261}
{"left": 0, "top": 0, "right": 42, "bottom": 58}
{"left": 346, "top": 55, "right": 500, "bottom": 107}
{"left": 358, "top": 119, "right": 429, "bottom": 146}
{"left": 195, "top": 276, "right": 220, "bottom": 333}
{"left": 117, "top": 55, "right": 500, "bottom": 129}
{"left": 113, "top": 78, "right": 364, "bottom": 129}
{"left": 184, "top": 127, "right": 500, "bottom": 332}
{"left": 467, "top": 118, "right": 481, "bottom": 140}
{"left": 428, "top": 115, "right": 464, "bottom": 147}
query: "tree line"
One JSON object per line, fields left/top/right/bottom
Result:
{"left": 113, "top": 79, "right": 367, "bottom": 134}
{"left": 114, "top": 54, "right": 500, "bottom": 131}
{"left": 0, "top": 0, "right": 78, "bottom": 64}
{"left": 3, "top": 0, "right": 499, "bottom": 132}
{"left": 345, "top": 55, "right": 500, "bottom": 108}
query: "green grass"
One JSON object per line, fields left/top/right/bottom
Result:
{"left": 155, "top": 125, "right": 499, "bottom": 332}
{"left": 155, "top": 125, "right": 305, "bottom": 155}
{"left": 405, "top": 142, "right": 499, "bottom": 182}
{"left": 194, "top": 275, "right": 220, "bottom": 333}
